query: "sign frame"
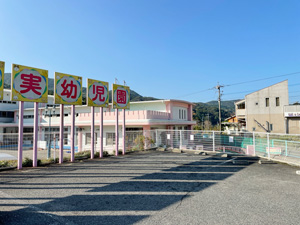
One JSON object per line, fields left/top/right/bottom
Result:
{"left": 54, "top": 72, "right": 82, "bottom": 105}
{"left": 11, "top": 64, "right": 48, "bottom": 103}
{"left": 112, "top": 83, "right": 130, "bottom": 109}
{"left": 87, "top": 78, "right": 109, "bottom": 107}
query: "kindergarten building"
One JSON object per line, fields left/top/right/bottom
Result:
{"left": 0, "top": 89, "right": 196, "bottom": 151}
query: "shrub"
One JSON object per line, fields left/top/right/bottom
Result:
{"left": 22, "top": 158, "right": 33, "bottom": 167}
{"left": 0, "top": 160, "right": 17, "bottom": 168}
{"left": 134, "top": 135, "right": 145, "bottom": 150}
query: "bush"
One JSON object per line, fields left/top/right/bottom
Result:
{"left": 0, "top": 160, "right": 17, "bottom": 168}
{"left": 103, "top": 151, "right": 109, "bottom": 157}
{"left": 63, "top": 157, "right": 70, "bottom": 162}
{"left": 22, "top": 158, "right": 33, "bottom": 167}
{"left": 134, "top": 135, "right": 145, "bottom": 150}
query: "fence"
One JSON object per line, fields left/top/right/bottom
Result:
{"left": 0, "top": 130, "right": 157, "bottom": 164}
{"left": 1, "top": 129, "right": 300, "bottom": 167}
{"left": 156, "top": 129, "right": 300, "bottom": 166}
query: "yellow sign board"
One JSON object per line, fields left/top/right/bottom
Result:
{"left": 87, "top": 79, "right": 109, "bottom": 107}
{"left": 11, "top": 64, "right": 48, "bottom": 103}
{"left": 112, "top": 84, "right": 130, "bottom": 109}
{"left": 0, "top": 61, "right": 4, "bottom": 100}
{"left": 55, "top": 72, "right": 82, "bottom": 105}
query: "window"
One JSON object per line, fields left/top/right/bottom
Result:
{"left": 252, "top": 127, "right": 256, "bottom": 131}
{"left": 23, "top": 115, "right": 34, "bottom": 119}
{"left": 85, "top": 133, "right": 97, "bottom": 145}
{"left": 184, "top": 110, "right": 186, "bottom": 119}
{"left": 179, "top": 109, "right": 181, "bottom": 119}
{"left": 276, "top": 97, "right": 280, "bottom": 106}
{"left": 270, "top": 124, "right": 273, "bottom": 131}
{"left": 237, "top": 103, "right": 245, "bottom": 109}
{"left": 265, "top": 98, "right": 269, "bottom": 107}
{"left": 106, "top": 133, "right": 115, "bottom": 145}
{"left": 0, "top": 111, "right": 14, "bottom": 118}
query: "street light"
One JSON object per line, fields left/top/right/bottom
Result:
{"left": 45, "top": 105, "right": 56, "bottom": 159}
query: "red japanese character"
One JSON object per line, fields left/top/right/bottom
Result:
{"left": 61, "top": 79, "right": 77, "bottom": 99}
{"left": 20, "top": 73, "right": 42, "bottom": 95}
{"left": 92, "top": 85, "right": 105, "bottom": 101}
{"left": 117, "top": 90, "right": 126, "bottom": 104}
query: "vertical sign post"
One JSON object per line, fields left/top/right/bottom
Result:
{"left": 99, "top": 107, "right": 103, "bottom": 158}
{"left": 87, "top": 79, "right": 109, "bottom": 159}
{"left": 0, "top": 61, "right": 4, "bottom": 101}
{"left": 112, "top": 83, "right": 130, "bottom": 156}
{"left": 59, "top": 104, "right": 64, "bottom": 163}
{"left": 11, "top": 64, "right": 48, "bottom": 169}
{"left": 91, "top": 106, "right": 95, "bottom": 159}
{"left": 122, "top": 81, "right": 126, "bottom": 155}
{"left": 55, "top": 72, "right": 82, "bottom": 163}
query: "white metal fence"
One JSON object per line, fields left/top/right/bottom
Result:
{"left": 156, "top": 130, "right": 300, "bottom": 166}
{"left": 1, "top": 129, "right": 300, "bottom": 167}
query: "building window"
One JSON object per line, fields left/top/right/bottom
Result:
{"left": 179, "top": 109, "right": 181, "bottom": 119}
{"left": 270, "top": 124, "right": 273, "bottom": 131}
{"left": 265, "top": 98, "right": 269, "bottom": 107}
{"left": 64, "top": 134, "right": 68, "bottom": 145}
{"left": 252, "top": 127, "right": 256, "bottom": 131}
{"left": 237, "top": 103, "right": 245, "bottom": 109}
{"left": 106, "top": 133, "right": 115, "bottom": 145}
{"left": 184, "top": 110, "right": 186, "bottom": 119}
{"left": 86, "top": 133, "right": 97, "bottom": 145}
{"left": 0, "top": 111, "right": 14, "bottom": 118}
{"left": 276, "top": 97, "right": 280, "bottom": 106}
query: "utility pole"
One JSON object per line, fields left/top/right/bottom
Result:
{"left": 207, "top": 113, "right": 210, "bottom": 130}
{"left": 216, "top": 83, "right": 223, "bottom": 132}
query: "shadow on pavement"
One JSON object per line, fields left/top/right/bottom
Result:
{"left": 0, "top": 152, "right": 255, "bottom": 225}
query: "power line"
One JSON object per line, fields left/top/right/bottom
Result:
{"left": 174, "top": 71, "right": 300, "bottom": 99}
{"left": 222, "top": 89, "right": 257, "bottom": 96}
{"left": 174, "top": 87, "right": 215, "bottom": 98}
{"left": 224, "top": 71, "right": 300, "bottom": 87}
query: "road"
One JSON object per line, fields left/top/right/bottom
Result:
{"left": 0, "top": 151, "right": 300, "bottom": 225}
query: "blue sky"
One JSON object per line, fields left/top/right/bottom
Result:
{"left": 1, "top": 0, "right": 300, "bottom": 103}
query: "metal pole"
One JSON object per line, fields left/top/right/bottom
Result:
{"left": 33, "top": 102, "right": 38, "bottom": 167}
{"left": 253, "top": 132, "right": 256, "bottom": 156}
{"left": 99, "top": 107, "right": 103, "bottom": 158}
{"left": 267, "top": 133, "right": 270, "bottom": 160}
{"left": 91, "top": 106, "right": 94, "bottom": 159}
{"left": 59, "top": 104, "right": 64, "bottom": 164}
{"left": 48, "top": 109, "right": 51, "bottom": 159}
{"left": 17, "top": 101, "right": 24, "bottom": 170}
{"left": 179, "top": 130, "right": 182, "bottom": 149}
{"left": 156, "top": 129, "right": 159, "bottom": 147}
{"left": 213, "top": 131, "right": 215, "bottom": 152}
{"left": 115, "top": 109, "right": 119, "bottom": 156}
{"left": 71, "top": 105, "right": 75, "bottom": 162}
{"left": 122, "top": 109, "right": 125, "bottom": 155}
{"left": 53, "top": 136, "right": 56, "bottom": 162}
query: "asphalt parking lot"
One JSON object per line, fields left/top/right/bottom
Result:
{"left": 0, "top": 150, "right": 300, "bottom": 225}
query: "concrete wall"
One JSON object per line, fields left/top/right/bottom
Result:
{"left": 245, "top": 80, "right": 288, "bottom": 133}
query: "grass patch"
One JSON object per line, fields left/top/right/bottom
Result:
{"left": 0, "top": 160, "right": 17, "bottom": 168}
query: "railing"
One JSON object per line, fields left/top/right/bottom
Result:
{"left": 78, "top": 110, "right": 170, "bottom": 121}
{"left": 156, "top": 130, "right": 300, "bottom": 166}
{"left": 1, "top": 129, "right": 300, "bottom": 167}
